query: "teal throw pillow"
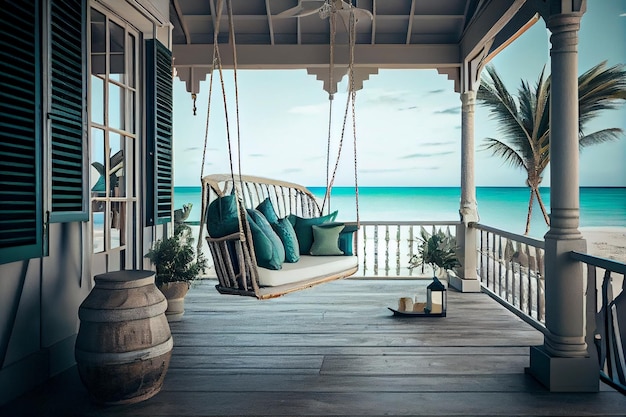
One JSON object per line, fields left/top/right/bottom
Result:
{"left": 206, "top": 195, "right": 239, "bottom": 238}
{"left": 246, "top": 213, "right": 281, "bottom": 270}
{"left": 256, "top": 197, "right": 279, "bottom": 224}
{"left": 319, "top": 222, "right": 358, "bottom": 256}
{"left": 271, "top": 217, "right": 300, "bottom": 263}
{"left": 310, "top": 224, "right": 345, "bottom": 256}
{"left": 247, "top": 209, "right": 285, "bottom": 269}
{"left": 293, "top": 210, "right": 338, "bottom": 255}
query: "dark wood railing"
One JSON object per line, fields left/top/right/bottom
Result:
{"left": 571, "top": 251, "right": 626, "bottom": 393}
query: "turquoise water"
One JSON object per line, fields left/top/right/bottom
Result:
{"left": 174, "top": 186, "right": 626, "bottom": 239}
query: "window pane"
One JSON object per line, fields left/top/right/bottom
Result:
{"left": 92, "top": 208, "right": 105, "bottom": 253}
{"left": 129, "top": 90, "right": 135, "bottom": 134}
{"left": 109, "top": 133, "right": 125, "bottom": 197}
{"left": 91, "top": 10, "right": 105, "bottom": 50}
{"left": 90, "top": 75, "right": 104, "bottom": 124}
{"left": 91, "top": 9, "right": 106, "bottom": 76}
{"left": 110, "top": 202, "right": 125, "bottom": 249}
{"left": 109, "top": 21, "right": 124, "bottom": 83}
{"left": 108, "top": 82, "right": 124, "bottom": 130}
{"left": 90, "top": 128, "right": 105, "bottom": 197}
{"left": 129, "top": 34, "right": 135, "bottom": 88}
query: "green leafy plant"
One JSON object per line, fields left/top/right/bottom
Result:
{"left": 145, "top": 221, "right": 208, "bottom": 287}
{"left": 409, "top": 226, "right": 460, "bottom": 273}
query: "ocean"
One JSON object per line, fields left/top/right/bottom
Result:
{"left": 174, "top": 186, "right": 626, "bottom": 239}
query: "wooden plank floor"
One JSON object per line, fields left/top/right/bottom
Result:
{"left": 3, "top": 278, "right": 626, "bottom": 416}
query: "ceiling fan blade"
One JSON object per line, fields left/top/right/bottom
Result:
{"left": 276, "top": 1, "right": 326, "bottom": 18}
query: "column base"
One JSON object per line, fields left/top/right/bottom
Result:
{"left": 526, "top": 345, "right": 599, "bottom": 392}
{"left": 448, "top": 272, "right": 481, "bottom": 293}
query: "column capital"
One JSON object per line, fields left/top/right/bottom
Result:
{"left": 460, "top": 90, "right": 476, "bottom": 113}
{"left": 547, "top": 13, "right": 582, "bottom": 55}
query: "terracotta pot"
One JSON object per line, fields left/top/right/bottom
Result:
{"left": 158, "top": 281, "right": 190, "bottom": 322}
{"left": 75, "top": 270, "right": 172, "bottom": 405}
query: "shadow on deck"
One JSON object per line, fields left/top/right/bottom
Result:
{"left": 2, "top": 278, "right": 625, "bottom": 416}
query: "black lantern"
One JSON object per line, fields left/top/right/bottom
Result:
{"left": 426, "top": 276, "right": 447, "bottom": 316}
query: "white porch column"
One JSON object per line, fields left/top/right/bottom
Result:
{"left": 451, "top": 90, "right": 480, "bottom": 293}
{"left": 527, "top": 10, "right": 598, "bottom": 392}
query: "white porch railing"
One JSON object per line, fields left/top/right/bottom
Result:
{"left": 349, "top": 221, "right": 461, "bottom": 278}
{"left": 472, "top": 224, "right": 546, "bottom": 329}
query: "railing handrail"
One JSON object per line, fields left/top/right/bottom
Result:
{"left": 186, "top": 220, "right": 461, "bottom": 227}
{"left": 349, "top": 220, "right": 461, "bottom": 227}
{"left": 472, "top": 223, "right": 545, "bottom": 248}
{"left": 570, "top": 251, "right": 626, "bottom": 274}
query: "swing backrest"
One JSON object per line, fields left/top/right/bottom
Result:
{"left": 201, "top": 174, "right": 322, "bottom": 221}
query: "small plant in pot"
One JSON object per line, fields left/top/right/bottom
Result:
{"left": 408, "top": 226, "right": 460, "bottom": 279}
{"left": 145, "top": 220, "right": 207, "bottom": 321}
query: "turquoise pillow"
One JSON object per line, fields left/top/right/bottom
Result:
{"left": 247, "top": 209, "right": 285, "bottom": 269}
{"left": 293, "top": 211, "right": 338, "bottom": 255}
{"left": 246, "top": 214, "right": 281, "bottom": 270}
{"left": 310, "top": 224, "right": 345, "bottom": 256}
{"left": 319, "top": 222, "right": 358, "bottom": 256}
{"left": 272, "top": 217, "right": 300, "bottom": 263}
{"left": 256, "top": 197, "right": 279, "bottom": 224}
{"left": 206, "top": 195, "right": 239, "bottom": 238}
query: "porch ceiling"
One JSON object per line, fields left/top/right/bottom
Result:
{"left": 170, "top": 0, "right": 539, "bottom": 93}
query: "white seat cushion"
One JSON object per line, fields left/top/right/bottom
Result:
{"left": 257, "top": 255, "right": 358, "bottom": 287}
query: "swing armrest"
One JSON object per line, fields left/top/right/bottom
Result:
{"left": 206, "top": 232, "right": 243, "bottom": 243}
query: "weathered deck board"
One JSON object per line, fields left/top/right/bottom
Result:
{"left": 2, "top": 278, "right": 626, "bottom": 416}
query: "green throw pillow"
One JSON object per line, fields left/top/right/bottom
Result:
{"left": 310, "top": 224, "right": 345, "bottom": 256}
{"left": 272, "top": 217, "right": 300, "bottom": 263}
{"left": 319, "top": 222, "right": 358, "bottom": 256}
{"left": 247, "top": 209, "right": 285, "bottom": 269}
{"left": 256, "top": 197, "right": 279, "bottom": 224}
{"left": 293, "top": 210, "right": 338, "bottom": 255}
{"left": 206, "top": 195, "right": 239, "bottom": 238}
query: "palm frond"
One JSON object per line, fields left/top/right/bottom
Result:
{"left": 481, "top": 138, "right": 527, "bottom": 170}
{"left": 478, "top": 65, "right": 531, "bottom": 149}
{"left": 578, "top": 61, "right": 626, "bottom": 129}
{"left": 579, "top": 128, "right": 624, "bottom": 148}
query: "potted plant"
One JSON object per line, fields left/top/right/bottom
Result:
{"left": 145, "top": 218, "right": 208, "bottom": 321}
{"left": 408, "top": 226, "right": 460, "bottom": 279}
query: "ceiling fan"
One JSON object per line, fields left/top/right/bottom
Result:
{"left": 276, "top": 0, "right": 373, "bottom": 23}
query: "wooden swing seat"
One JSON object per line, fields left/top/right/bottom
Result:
{"left": 200, "top": 174, "right": 358, "bottom": 299}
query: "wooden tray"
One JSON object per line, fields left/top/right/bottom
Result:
{"left": 388, "top": 302, "right": 446, "bottom": 317}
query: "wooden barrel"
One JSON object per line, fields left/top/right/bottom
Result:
{"left": 75, "top": 270, "right": 173, "bottom": 405}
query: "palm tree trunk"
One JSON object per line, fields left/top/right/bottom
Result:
{"left": 534, "top": 187, "right": 550, "bottom": 226}
{"left": 525, "top": 188, "right": 535, "bottom": 235}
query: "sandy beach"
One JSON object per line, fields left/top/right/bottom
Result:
{"left": 581, "top": 227, "right": 626, "bottom": 264}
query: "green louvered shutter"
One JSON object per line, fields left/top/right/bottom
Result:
{"left": 49, "top": 0, "right": 88, "bottom": 222}
{"left": 0, "top": 1, "right": 44, "bottom": 264}
{"left": 146, "top": 39, "right": 173, "bottom": 226}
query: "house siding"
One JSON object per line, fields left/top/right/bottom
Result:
{"left": 0, "top": 0, "right": 173, "bottom": 406}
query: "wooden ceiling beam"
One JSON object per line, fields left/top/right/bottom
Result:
{"left": 173, "top": 43, "right": 460, "bottom": 69}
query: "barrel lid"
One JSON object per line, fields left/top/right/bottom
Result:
{"left": 94, "top": 270, "right": 155, "bottom": 288}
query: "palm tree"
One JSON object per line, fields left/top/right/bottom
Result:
{"left": 477, "top": 61, "right": 626, "bottom": 235}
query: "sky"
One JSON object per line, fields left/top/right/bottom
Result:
{"left": 172, "top": 0, "right": 626, "bottom": 188}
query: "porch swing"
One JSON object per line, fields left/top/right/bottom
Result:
{"left": 197, "top": 0, "right": 365, "bottom": 299}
